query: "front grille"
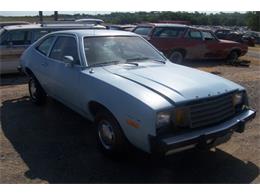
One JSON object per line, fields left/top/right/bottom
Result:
{"left": 189, "top": 93, "right": 235, "bottom": 128}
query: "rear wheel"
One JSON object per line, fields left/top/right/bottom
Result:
{"left": 227, "top": 50, "right": 239, "bottom": 65}
{"left": 28, "top": 77, "right": 46, "bottom": 105}
{"left": 95, "top": 111, "right": 128, "bottom": 156}
{"left": 169, "top": 51, "right": 184, "bottom": 64}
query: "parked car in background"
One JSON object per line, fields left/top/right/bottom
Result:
{"left": 133, "top": 23, "right": 248, "bottom": 64}
{"left": 107, "top": 24, "right": 136, "bottom": 31}
{"left": 215, "top": 29, "right": 256, "bottom": 47}
{"left": 0, "top": 21, "right": 30, "bottom": 28}
{"left": 214, "top": 29, "right": 232, "bottom": 40}
{"left": 20, "top": 29, "right": 255, "bottom": 157}
{"left": 0, "top": 23, "right": 105, "bottom": 74}
{"left": 243, "top": 31, "right": 260, "bottom": 44}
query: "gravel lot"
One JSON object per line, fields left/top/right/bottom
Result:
{"left": 0, "top": 50, "right": 259, "bottom": 184}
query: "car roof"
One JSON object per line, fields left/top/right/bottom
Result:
{"left": 3, "top": 23, "right": 106, "bottom": 30}
{"left": 48, "top": 29, "right": 138, "bottom": 37}
{"left": 136, "top": 23, "right": 188, "bottom": 28}
{"left": 3, "top": 24, "right": 42, "bottom": 30}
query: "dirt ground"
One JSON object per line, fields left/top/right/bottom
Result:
{"left": 0, "top": 50, "right": 259, "bottom": 184}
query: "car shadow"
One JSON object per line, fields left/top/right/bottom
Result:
{"left": 1, "top": 97, "right": 259, "bottom": 183}
{"left": 0, "top": 74, "right": 28, "bottom": 86}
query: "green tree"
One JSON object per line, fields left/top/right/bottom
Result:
{"left": 246, "top": 12, "right": 260, "bottom": 31}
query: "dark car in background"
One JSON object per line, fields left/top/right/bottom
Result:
{"left": 215, "top": 29, "right": 256, "bottom": 47}
{"left": 133, "top": 23, "right": 248, "bottom": 64}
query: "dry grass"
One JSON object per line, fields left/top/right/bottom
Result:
{"left": 249, "top": 45, "right": 260, "bottom": 51}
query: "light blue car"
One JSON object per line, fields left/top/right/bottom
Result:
{"left": 20, "top": 29, "right": 256, "bottom": 157}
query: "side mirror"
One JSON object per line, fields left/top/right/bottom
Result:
{"left": 63, "top": 56, "right": 74, "bottom": 66}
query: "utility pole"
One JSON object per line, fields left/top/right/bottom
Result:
{"left": 39, "top": 11, "right": 43, "bottom": 24}
{"left": 54, "top": 11, "right": 58, "bottom": 21}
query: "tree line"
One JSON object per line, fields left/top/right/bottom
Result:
{"left": 1, "top": 11, "right": 259, "bottom": 31}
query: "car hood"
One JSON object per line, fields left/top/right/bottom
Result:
{"left": 103, "top": 61, "right": 243, "bottom": 104}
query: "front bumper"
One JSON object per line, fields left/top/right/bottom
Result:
{"left": 150, "top": 109, "right": 256, "bottom": 155}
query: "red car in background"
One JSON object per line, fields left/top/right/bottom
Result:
{"left": 133, "top": 23, "right": 248, "bottom": 64}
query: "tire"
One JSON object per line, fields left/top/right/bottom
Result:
{"left": 169, "top": 51, "right": 184, "bottom": 64}
{"left": 227, "top": 50, "right": 239, "bottom": 65}
{"left": 28, "top": 77, "right": 46, "bottom": 105}
{"left": 95, "top": 111, "right": 128, "bottom": 156}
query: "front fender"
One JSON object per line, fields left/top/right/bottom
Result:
{"left": 79, "top": 69, "right": 171, "bottom": 152}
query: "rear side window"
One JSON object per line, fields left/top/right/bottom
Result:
{"left": 36, "top": 36, "right": 55, "bottom": 55}
{"left": 188, "top": 30, "right": 202, "bottom": 40}
{"left": 0, "top": 30, "right": 31, "bottom": 45}
{"left": 50, "top": 36, "right": 80, "bottom": 64}
{"left": 153, "top": 27, "right": 186, "bottom": 38}
{"left": 133, "top": 27, "right": 152, "bottom": 36}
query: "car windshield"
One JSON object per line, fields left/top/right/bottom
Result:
{"left": 84, "top": 36, "right": 165, "bottom": 67}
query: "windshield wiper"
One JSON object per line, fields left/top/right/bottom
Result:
{"left": 126, "top": 57, "right": 166, "bottom": 64}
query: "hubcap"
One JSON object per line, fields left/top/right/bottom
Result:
{"left": 98, "top": 120, "right": 115, "bottom": 150}
{"left": 30, "top": 80, "right": 37, "bottom": 99}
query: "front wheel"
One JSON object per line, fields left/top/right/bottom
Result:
{"left": 28, "top": 77, "right": 46, "bottom": 105}
{"left": 169, "top": 51, "right": 184, "bottom": 64}
{"left": 95, "top": 111, "right": 128, "bottom": 156}
{"left": 227, "top": 51, "right": 239, "bottom": 65}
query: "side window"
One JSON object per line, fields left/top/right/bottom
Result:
{"left": 133, "top": 27, "right": 152, "bottom": 36}
{"left": 188, "top": 30, "right": 202, "bottom": 40}
{"left": 36, "top": 36, "right": 55, "bottom": 55}
{"left": 202, "top": 31, "right": 216, "bottom": 40}
{"left": 153, "top": 27, "right": 185, "bottom": 38}
{"left": 8, "top": 30, "right": 31, "bottom": 45}
{"left": 50, "top": 36, "right": 80, "bottom": 65}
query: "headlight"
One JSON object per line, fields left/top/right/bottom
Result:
{"left": 156, "top": 111, "right": 171, "bottom": 128}
{"left": 232, "top": 92, "right": 244, "bottom": 106}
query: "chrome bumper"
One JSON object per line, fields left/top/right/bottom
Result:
{"left": 150, "top": 109, "right": 256, "bottom": 155}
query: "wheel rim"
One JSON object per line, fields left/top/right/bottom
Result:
{"left": 98, "top": 120, "right": 115, "bottom": 150}
{"left": 170, "top": 52, "right": 183, "bottom": 64}
{"left": 30, "top": 79, "right": 37, "bottom": 100}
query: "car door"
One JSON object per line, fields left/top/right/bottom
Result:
{"left": 0, "top": 29, "right": 32, "bottom": 73}
{"left": 47, "top": 35, "right": 82, "bottom": 109}
{"left": 184, "top": 29, "right": 205, "bottom": 59}
{"left": 33, "top": 35, "right": 57, "bottom": 92}
{"left": 201, "top": 31, "right": 223, "bottom": 59}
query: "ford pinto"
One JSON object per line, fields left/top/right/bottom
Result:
{"left": 20, "top": 30, "right": 255, "bottom": 156}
